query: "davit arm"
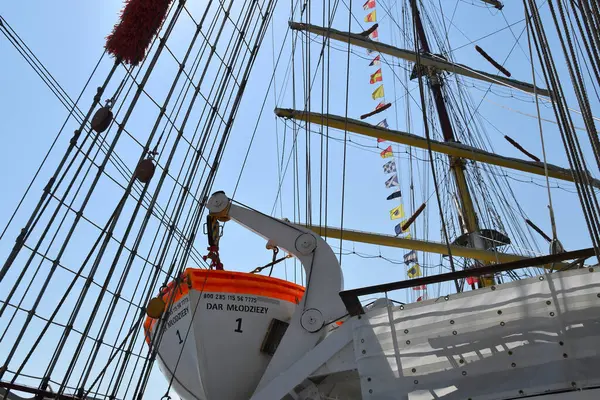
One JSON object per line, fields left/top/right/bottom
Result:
{"left": 206, "top": 191, "right": 347, "bottom": 398}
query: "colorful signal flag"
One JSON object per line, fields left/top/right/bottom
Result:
{"left": 363, "top": 0, "right": 376, "bottom": 10}
{"left": 370, "top": 69, "right": 382, "bottom": 84}
{"left": 466, "top": 276, "right": 479, "bottom": 286}
{"left": 370, "top": 55, "right": 381, "bottom": 66}
{"left": 407, "top": 263, "right": 422, "bottom": 278}
{"left": 364, "top": 10, "right": 377, "bottom": 22}
{"left": 385, "top": 175, "right": 399, "bottom": 188}
{"left": 377, "top": 118, "right": 389, "bottom": 128}
{"left": 372, "top": 85, "right": 385, "bottom": 99}
{"left": 383, "top": 160, "right": 396, "bottom": 174}
{"left": 369, "top": 29, "right": 379, "bottom": 41}
{"left": 394, "top": 221, "right": 407, "bottom": 235}
{"left": 389, "top": 204, "right": 405, "bottom": 220}
{"left": 380, "top": 145, "right": 393, "bottom": 158}
{"left": 404, "top": 250, "right": 418, "bottom": 265}
{"left": 386, "top": 190, "right": 402, "bottom": 200}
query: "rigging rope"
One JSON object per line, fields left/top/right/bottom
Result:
{"left": 0, "top": 19, "right": 208, "bottom": 270}
{"left": 0, "top": 18, "right": 105, "bottom": 242}
{"left": 0, "top": 1, "right": 279, "bottom": 398}
{"left": 524, "top": 0, "right": 600, "bottom": 259}
{"left": 338, "top": 0, "right": 353, "bottom": 267}
{"left": 525, "top": 9, "right": 558, "bottom": 244}
{"left": 410, "top": 0, "right": 460, "bottom": 293}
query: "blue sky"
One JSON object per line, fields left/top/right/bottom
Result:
{"left": 1, "top": 0, "right": 596, "bottom": 398}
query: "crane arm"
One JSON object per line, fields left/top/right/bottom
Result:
{"left": 206, "top": 191, "right": 346, "bottom": 393}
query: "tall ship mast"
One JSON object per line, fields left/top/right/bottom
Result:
{"left": 2, "top": 0, "right": 600, "bottom": 399}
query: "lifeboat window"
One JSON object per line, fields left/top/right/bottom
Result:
{"left": 261, "top": 318, "right": 289, "bottom": 356}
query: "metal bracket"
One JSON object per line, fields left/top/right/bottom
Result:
{"left": 206, "top": 192, "right": 346, "bottom": 395}
{"left": 250, "top": 319, "right": 354, "bottom": 400}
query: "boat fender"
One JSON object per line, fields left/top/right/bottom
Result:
{"left": 146, "top": 296, "right": 166, "bottom": 319}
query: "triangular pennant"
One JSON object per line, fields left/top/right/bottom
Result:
{"left": 369, "top": 28, "right": 379, "bottom": 41}
{"left": 385, "top": 175, "right": 399, "bottom": 188}
{"left": 369, "top": 55, "right": 381, "bottom": 66}
{"left": 386, "top": 190, "right": 402, "bottom": 200}
{"left": 376, "top": 118, "right": 389, "bottom": 128}
{"left": 363, "top": 0, "right": 376, "bottom": 10}
{"left": 380, "top": 145, "right": 393, "bottom": 158}
{"left": 364, "top": 10, "right": 377, "bottom": 22}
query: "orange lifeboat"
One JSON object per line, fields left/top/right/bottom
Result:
{"left": 144, "top": 268, "right": 305, "bottom": 400}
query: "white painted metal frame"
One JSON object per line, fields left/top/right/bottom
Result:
{"left": 207, "top": 192, "right": 600, "bottom": 400}
{"left": 251, "top": 321, "right": 355, "bottom": 399}
{"left": 206, "top": 192, "right": 348, "bottom": 398}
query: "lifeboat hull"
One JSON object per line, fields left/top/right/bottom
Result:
{"left": 144, "top": 269, "right": 304, "bottom": 400}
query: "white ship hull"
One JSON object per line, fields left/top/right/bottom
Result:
{"left": 147, "top": 266, "right": 600, "bottom": 400}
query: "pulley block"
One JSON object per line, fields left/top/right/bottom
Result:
{"left": 135, "top": 158, "right": 156, "bottom": 183}
{"left": 91, "top": 106, "right": 113, "bottom": 133}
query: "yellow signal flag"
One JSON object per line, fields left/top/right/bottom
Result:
{"left": 364, "top": 10, "right": 377, "bottom": 22}
{"left": 389, "top": 204, "right": 405, "bottom": 220}
{"left": 407, "top": 263, "right": 422, "bottom": 278}
{"left": 372, "top": 85, "right": 385, "bottom": 100}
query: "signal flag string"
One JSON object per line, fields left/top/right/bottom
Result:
{"left": 360, "top": 0, "right": 425, "bottom": 292}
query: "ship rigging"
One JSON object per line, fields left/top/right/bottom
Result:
{"left": 2, "top": 0, "right": 600, "bottom": 399}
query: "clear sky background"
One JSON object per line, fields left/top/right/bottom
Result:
{"left": 1, "top": 0, "right": 597, "bottom": 399}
